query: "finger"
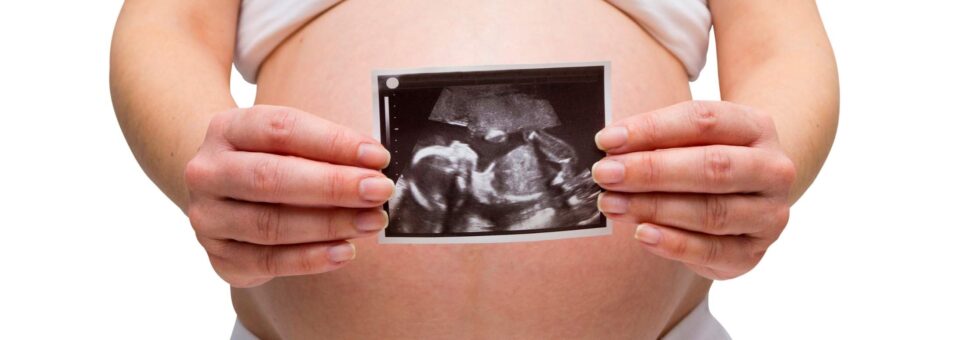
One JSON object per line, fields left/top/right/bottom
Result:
{"left": 598, "top": 192, "right": 789, "bottom": 236}
{"left": 591, "top": 145, "right": 794, "bottom": 194}
{"left": 633, "top": 223, "right": 762, "bottom": 278}
{"left": 206, "top": 238, "right": 356, "bottom": 288}
{"left": 208, "top": 151, "right": 394, "bottom": 207}
{"left": 190, "top": 200, "right": 388, "bottom": 245}
{"left": 595, "top": 101, "right": 776, "bottom": 153}
{"left": 223, "top": 105, "right": 390, "bottom": 169}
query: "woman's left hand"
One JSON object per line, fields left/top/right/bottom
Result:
{"left": 593, "top": 101, "right": 797, "bottom": 280}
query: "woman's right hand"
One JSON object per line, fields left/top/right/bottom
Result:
{"left": 183, "top": 105, "right": 393, "bottom": 288}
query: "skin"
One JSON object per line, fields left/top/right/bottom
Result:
{"left": 594, "top": 101, "right": 797, "bottom": 279}
{"left": 111, "top": 0, "right": 837, "bottom": 338}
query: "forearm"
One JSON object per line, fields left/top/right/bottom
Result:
{"left": 110, "top": 0, "right": 239, "bottom": 210}
{"left": 711, "top": 0, "right": 839, "bottom": 203}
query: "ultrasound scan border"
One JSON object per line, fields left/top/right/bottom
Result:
{"left": 371, "top": 61, "right": 612, "bottom": 244}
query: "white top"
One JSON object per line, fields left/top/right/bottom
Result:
{"left": 234, "top": 0, "right": 711, "bottom": 83}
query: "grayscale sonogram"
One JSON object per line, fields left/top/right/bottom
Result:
{"left": 372, "top": 63, "right": 611, "bottom": 244}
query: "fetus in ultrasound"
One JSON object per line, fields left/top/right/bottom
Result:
{"left": 388, "top": 84, "right": 601, "bottom": 234}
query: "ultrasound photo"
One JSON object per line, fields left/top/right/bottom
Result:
{"left": 372, "top": 63, "right": 611, "bottom": 244}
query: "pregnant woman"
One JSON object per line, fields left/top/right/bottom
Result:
{"left": 110, "top": 0, "right": 838, "bottom": 338}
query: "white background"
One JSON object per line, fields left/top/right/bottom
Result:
{"left": 0, "top": 1, "right": 977, "bottom": 338}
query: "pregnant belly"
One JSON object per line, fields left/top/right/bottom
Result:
{"left": 238, "top": 0, "right": 710, "bottom": 338}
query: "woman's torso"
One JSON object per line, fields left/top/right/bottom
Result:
{"left": 237, "top": 0, "right": 710, "bottom": 338}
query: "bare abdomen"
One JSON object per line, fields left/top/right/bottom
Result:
{"left": 237, "top": 0, "right": 710, "bottom": 338}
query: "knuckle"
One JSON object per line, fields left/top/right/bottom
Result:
{"left": 776, "top": 156, "right": 798, "bottom": 186}
{"left": 320, "top": 168, "right": 349, "bottom": 204}
{"left": 321, "top": 212, "right": 342, "bottom": 241}
{"left": 638, "top": 152, "right": 663, "bottom": 185}
{"left": 207, "top": 255, "right": 237, "bottom": 282}
{"left": 771, "top": 203, "right": 791, "bottom": 231}
{"left": 687, "top": 101, "right": 718, "bottom": 134}
{"left": 702, "top": 195, "right": 729, "bottom": 234}
{"left": 250, "top": 157, "right": 285, "bottom": 195}
{"left": 220, "top": 108, "right": 251, "bottom": 142}
{"left": 199, "top": 236, "right": 230, "bottom": 258}
{"left": 323, "top": 125, "right": 352, "bottom": 152}
{"left": 700, "top": 237, "right": 723, "bottom": 265}
{"left": 183, "top": 156, "right": 214, "bottom": 189}
{"left": 209, "top": 260, "right": 238, "bottom": 285}
{"left": 767, "top": 154, "right": 797, "bottom": 189}
{"left": 254, "top": 205, "right": 284, "bottom": 244}
{"left": 208, "top": 109, "right": 236, "bottom": 136}
{"left": 748, "top": 245, "right": 768, "bottom": 266}
{"left": 261, "top": 247, "right": 281, "bottom": 276}
{"left": 638, "top": 195, "right": 660, "bottom": 222}
{"left": 703, "top": 147, "right": 734, "bottom": 187}
{"left": 258, "top": 106, "right": 298, "bottom": 148}
{"left": 639, "top": 112, "right": 661, "bottom": 137}
{"left": 665, "top": 234, "right": 689, "bottom": 258}
{"left": 186, "top": 204, "right": 209, "bottom": 232}
{"left": 205, "top": 253, "right": 224, "bottom": 272}
{"left": 776, "top": 203, "right": 791, "bottom": 226}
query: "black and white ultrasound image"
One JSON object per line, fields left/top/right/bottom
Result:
{"left": 377, "top": 65, "right": 607, "bottom": 239}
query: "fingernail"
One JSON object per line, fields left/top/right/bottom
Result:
{"left": 595, "top": 126, "right": 628, "bottom": 151}
{"left": 328, "top": 242, "right": 356, "bottom": 263}
{"left": 592, "top": 160, "right": 626, "bottom": 184}
{"left": 359, "top": 177, "right": 395, "bottom": 202}
{"left": 598, "top": 192, "right": 629, "bottom": 214}
{"left": 635, "top": 224, "right": 662, "bottom": 245}
{"left": 357, "top": 143, "right": 391, "bottom": 169}
{"left": 354, "top": 209, "right": 388, "bottom": 232}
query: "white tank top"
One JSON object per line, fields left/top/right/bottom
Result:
{"left": 234, "top": 0, "right": 711, "bottom": 83}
